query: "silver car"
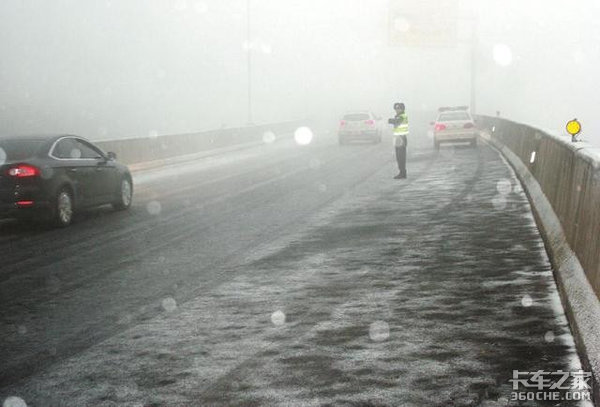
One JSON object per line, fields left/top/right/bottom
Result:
{"left": 432, "top": 106, "right": 479, "bottom": 149}
{"left": 338, "top": 111, "right": 383, "bottom": 145}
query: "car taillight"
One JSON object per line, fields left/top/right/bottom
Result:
{"left": 7, "top": 164, "right": 40, "bottom": 178}
{"left": 464, "top": 123, "right": 474, "bottom": 129}
{"left": 340, "top": 120, "right": 346, "bottom": 127}
{"left": 434, "top": 123, "right": 446, "bottom": 131}
{"left": 365, "top": 120, "right": 375, "bottom": 125}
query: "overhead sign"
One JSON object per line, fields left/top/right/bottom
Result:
{"left": 389, "top": 0, "right": 458, "bottom": 47}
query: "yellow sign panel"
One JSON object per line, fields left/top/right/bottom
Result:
{"left": 566, "top": 119, "right": 581, "bottom": 136}
{"left": 389, "top": 0, "right": 458, "bottom": 47}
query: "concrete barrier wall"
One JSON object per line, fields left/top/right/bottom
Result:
{"left": 480, "top": 116, "right": 600, "bottom": 300}
{"left": 478, "top": 116, "right": 600, "bottom": 404}
{"left": 94, "top": 121, "right": 302, "bottom": 165}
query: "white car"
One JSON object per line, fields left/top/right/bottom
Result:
{"left": 338, "top": 111, "right": 383, "bottom": 145}
{"left": 432, "top": 106, "right": 478, "bottom": 149}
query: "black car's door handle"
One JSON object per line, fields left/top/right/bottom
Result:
{"left": 68, "top": 168, "right": 77, "bottom": 173}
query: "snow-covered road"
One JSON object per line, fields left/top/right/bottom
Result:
{"left": 0, "top": 132, "right": 592, "bottom": 406}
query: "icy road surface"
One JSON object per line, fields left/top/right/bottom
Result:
{"left": 0, "top": 132, "right": 590, "bottom": 406}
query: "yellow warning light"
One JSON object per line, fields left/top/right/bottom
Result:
{"left": 566, "top": 119, "right": 581, "bottom": 136}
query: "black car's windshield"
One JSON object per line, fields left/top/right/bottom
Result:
{"left": 0, "top": 139, "right": 45, "bottom": 161}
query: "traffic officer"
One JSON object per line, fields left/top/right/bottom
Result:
{"left": 389, "top": 102, "right": 409, "bottom": 179}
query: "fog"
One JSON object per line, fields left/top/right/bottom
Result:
{"left": 474, "top": 0, "right": 600, "bottom": 146}
{"left": 0, "top": 0, "right": 598, "bottom": 145}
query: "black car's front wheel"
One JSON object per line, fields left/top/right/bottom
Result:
{"left": 53, "top": 187, "right": 74, "bottom": 227}
{"left": 113, "top": 177, "right": 133, "bottom": 211}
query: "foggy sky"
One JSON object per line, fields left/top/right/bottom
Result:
{"left": 0, "top": 0, "right": 598, "bottom": 146}
{"left": 473, "top": 0, "right": 600, "bottom": 146}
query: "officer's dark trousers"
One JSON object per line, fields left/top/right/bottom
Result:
{"left": 395, "top": 136, "right": 407, "bottom": 177}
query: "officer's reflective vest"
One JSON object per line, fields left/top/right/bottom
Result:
{"left": 394, "top": 113, "right": 409, "bottom": 136}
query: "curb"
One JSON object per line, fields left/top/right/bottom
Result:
{"left": 481, "top": 131, "right": 600, "bottom": 405}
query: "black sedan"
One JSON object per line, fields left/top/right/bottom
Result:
{"left": 0, "top": 135, "right": 133, "bottom": 227}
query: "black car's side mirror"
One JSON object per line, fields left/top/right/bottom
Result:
{"left": 107, "top": 151, "right": 117, "bottom": 160}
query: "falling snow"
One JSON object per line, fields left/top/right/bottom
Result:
{"left": 368, "top": 321, "right": 390, "bottom": 342}
{"left": 2, "top": 398, "right": 27, "bottom": 407}
{"left": 521, "top": 294, "right": 534, "bottom": 307}
{"left": 496, "top": 178, "right": 513, "bottom": 195}
{"left": 262, "top": 131, "right": 277, "bottom": 144}
{"left": 270, "top": 310, "right": 286, "bottom": 326}
{"left": 161, "top": 297, "right": 177, "bottom": 312}
{"left": 69, "top": 149, "right": 82, "bottom": 159}
{"left": 294, "top": 127, "right": 313, "bottom": 146}
{"left": 146, "top": 200, "right": 162, "bottom": 215}
{"left": 530, "top": 151, "right": 537, "bottom": 163}
{"left": 493, "top": 43, "right": 513, "bottom": 66}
